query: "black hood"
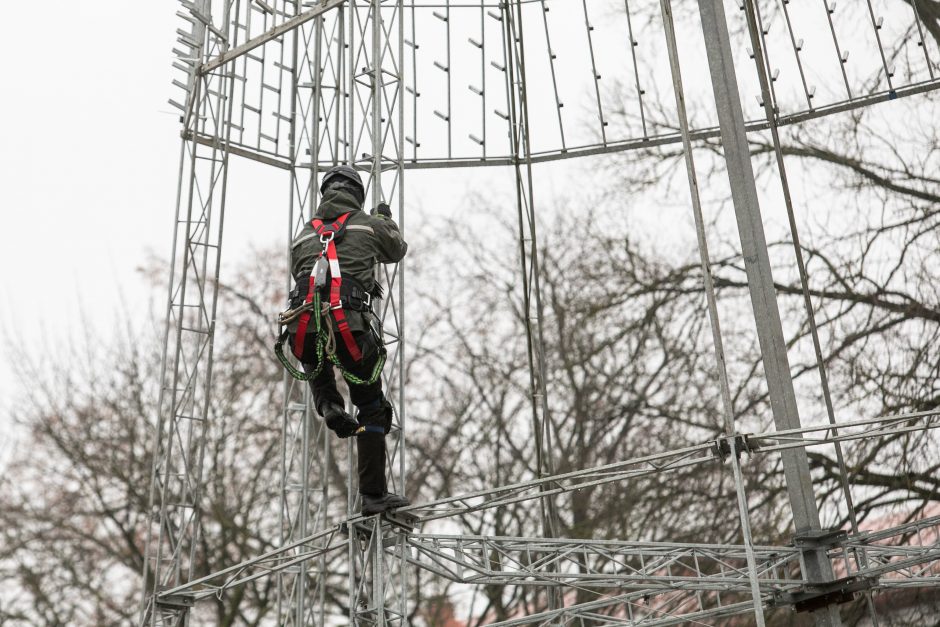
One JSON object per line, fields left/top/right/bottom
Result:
{"left": 315, "top": 189, "right": 362, "bottom": 219}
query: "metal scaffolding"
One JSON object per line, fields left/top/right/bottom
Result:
{"left": 141, "top": 0, "right": 940, "bottom": 625}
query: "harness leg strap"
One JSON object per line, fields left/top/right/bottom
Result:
{"left": 293, "top": 274, "right": 317, "bottom": 358}
{"left": 324, "top": 235, "right": 363, "bottom": 362}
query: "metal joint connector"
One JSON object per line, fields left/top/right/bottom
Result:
{"left": 769, "top": 575, "right": 877, "bottom": 613}
{"left": 711, "top": 433, "right": 757, "bottom": 462}
{"left": 155, "top": 592, "right": 195, "bottom": 609}
{"left": 792, "top": 527, "right": 848, "bottom": 550}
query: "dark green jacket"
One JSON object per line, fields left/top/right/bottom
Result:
{"left": 290, "top": 189, "right": 407, "bottom": 332}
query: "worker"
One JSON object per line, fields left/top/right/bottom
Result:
{"left": 286, "top": 164, "right": 409, "bottom": 516}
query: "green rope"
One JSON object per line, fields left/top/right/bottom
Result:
{"left": 275, "top": 291, "right": 386, "bottom": 386}
{"left": 329, "top": 345, "right": 386, "bottom": 386}
{"left": 274, "top": 330, "right": 324, "bottom": 381}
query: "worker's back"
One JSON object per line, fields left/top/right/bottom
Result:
{"left": 292, "top": 189, "right": 407, "bottom": 284}
{"left": 290, "top": 188, "right": 408, "bottom": 333}
{"left": 278, "top": 165, "right": 412, "bottom": 517}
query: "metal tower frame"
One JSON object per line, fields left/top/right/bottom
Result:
{"left": 140, "top": 1, "right": 237, "bottom": 623}
{"left": 141, "top": 0, "right": 940, "bottom": 625}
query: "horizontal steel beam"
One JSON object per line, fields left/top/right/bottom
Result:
{"left": 157, "top": 525, "right": 345, "bottom": 599}
{"left": 199, "top": 0, "right": 347, "bottom": 75}
{"left": 157, "top": 411, "right": 940, "bottom": 601}
{"left": 488, "top": 593, "right": 759, "bottom": 627}
{"left": 194, "top": 79, "right": 940, "bottom": 174}
{"left": 404, "top": 533, "right": 802, "bottom": 589}
{"left": 314, "top": 80, "right": 939, "bottom": 170}
{"left": 185, "top": 130, "right": 292, "bottom": 170}
{"left": 418, "top": 77, "right": 940, "bottom": 168}
{"left": 399, "top": 410, "right": 940, "bottom": 524}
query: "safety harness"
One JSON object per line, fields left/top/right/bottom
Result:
{"left": 275, "top": 212, "right": 386, "bottom": 385}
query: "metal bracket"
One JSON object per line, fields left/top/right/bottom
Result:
{"left": 711, "top": 433, "right": 758, "bottom": 462}
{"left": 155, "top": 592, "right": 195, "bottom": 609}
{"left": 792, "top": 528, "right": 848, "bottom": 550}
{"left": 341, "top": 511, "right": 418, "bottom": 540}
{"left": 383, "top": 510, "right": 418, "bottom": 531}
{"left": 341, "top": 520, "right": 382, "bottom": 543}
{"left": 771, "top": 529, "right": 868, "bottom": 614}
{"left": 770, "top": 575, "right": 877, "bottom": 613}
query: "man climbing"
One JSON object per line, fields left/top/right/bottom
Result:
{"left": 280, "top": 164, "right": 409, "bottom": 516}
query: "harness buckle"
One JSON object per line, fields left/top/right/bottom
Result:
{"left": 319, "top": 231, "right": 335, "bottom": 248}
{"left": 313, "top": 255, "right": 329, "bottom": 289}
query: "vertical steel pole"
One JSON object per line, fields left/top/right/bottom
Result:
{"left": 695, "top": 0, "right": 840, "bottom": 624}
{"left": 373, "top": 522, "right": 386, "bottom": 627}
{"left": 658, "top": 0, "right": 766, "bottom": 621}
{"left": 395, "top": 0, "right": 410, "bottom": 620}
{"left": 346, "top": 2, "right": 359, "bottom": 617}
{"left": 141, "top": 0, "right": 237, "bottom": 622}
{"left": 345, "top": 0, "right": 408, "bottom": 621}
{"left": 740, "top": 0, "right": 878, "bottom": 621}
{"left": 371, "top": 5, "right": 385, "bottom": 623}
{"left": 284, "top": 3, "right": 353, "bottom": 622}
{"left": 282, "top": 8, "right": 328, "bottom": 625}
{"left": 503, "top": 0, "right": 562, "bottom": 613}
{"left": 293, "top": 14, "right": 310, "bottom": 626}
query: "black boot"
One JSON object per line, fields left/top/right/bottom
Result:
{"left": 361, "top": 492, "right": 410, "bottom": 516}
{"left": 320, "top": 401, "right": 359, "bottom": 438}
{"left": 356, "top": 398, "right": 403, "bottom": 515}
{"left": 357, "top": 430, "right": 387, "bottom": 496}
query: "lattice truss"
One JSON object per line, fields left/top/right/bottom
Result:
{"left": 139, "top": 0, "right": 940, "bottom": 625}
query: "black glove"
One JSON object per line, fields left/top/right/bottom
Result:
{"left": 371, "top": 202, "right": 392, "bottom": 218}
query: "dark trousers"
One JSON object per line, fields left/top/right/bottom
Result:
{"left": 301, "top": 329, "right": 391, "bottom": 496}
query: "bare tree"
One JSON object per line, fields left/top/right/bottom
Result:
{"left": 2, "top": 93, "right": 937, "bottom": 627}
{"left": 0, "top": 253, "right": 296, "bottom": 626}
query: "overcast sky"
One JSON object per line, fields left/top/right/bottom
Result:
{"left": 0, "top": 3, "right": 510, "bottom": 460}
{"left": 0, "top": 4, "right": 185, "bottom": 454}
{"left": 0, "top": 0, "right": 929, "bottom": 466}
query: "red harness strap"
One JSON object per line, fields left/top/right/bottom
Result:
{"left": 323, "top": 231, "right": 363, "bottom": 362}
{"left": 292, "top": 272, "right": 317, "bottom": 358}
{"left": 292, "top": 212, "right": 363, "bottom": 362}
